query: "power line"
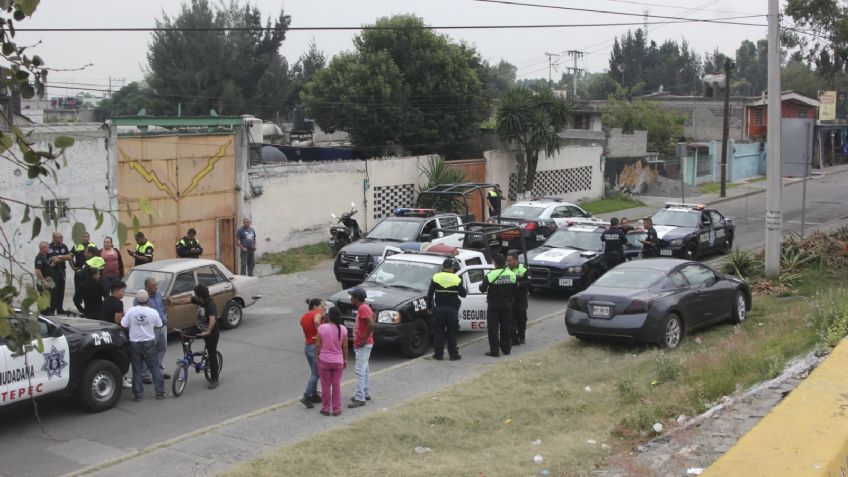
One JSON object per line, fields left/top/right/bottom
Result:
{"left": 598, "top": 0, "right": 757, "bottom": 16}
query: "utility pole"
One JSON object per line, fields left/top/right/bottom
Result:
{"left": 565, "top": 50, "right": 584, "bottom": 100}
{"left": 720, "top": 58, "right": 733, "bottom": 197}
{"left": 765, "top": 0, "right": 782, "bottom": 278}
{"left": 544, "top": 52, "right": 559, "bottom": 88}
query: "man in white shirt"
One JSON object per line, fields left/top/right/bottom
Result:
{"left": 121, "top": 290, "right": 169, "bottom": 401}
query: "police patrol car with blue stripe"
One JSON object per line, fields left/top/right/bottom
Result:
{"left": 524, "top": 223, "right": 617, "bottom": 292}
{"left": 652, "top": 203, "right": 735, "bottom": 259}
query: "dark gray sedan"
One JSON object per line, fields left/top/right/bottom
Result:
{"left": 564, "top": 259, "right": 751, "bottom": 348}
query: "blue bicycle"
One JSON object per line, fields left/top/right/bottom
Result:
{"left": 172, "top": 330, "right": 223, "bottom": 397}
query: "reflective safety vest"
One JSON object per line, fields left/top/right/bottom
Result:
{"left": 73, "top": 242, "right": 97, "bottom": 253}
{"left": 86, "top": 256, "right": 106, "bottom": 269}
{"left": 432, "top": 271, "right": 462, "bottom": 289}
{"left": 136, "top": 241, "right": 155, "bottom": 254}
{"left": 512, "top": 263, "right": 527, "bottom": 278}
{"left": 429, "top": 271, "right": 465, "bottom": 308}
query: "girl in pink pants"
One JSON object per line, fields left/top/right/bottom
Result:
{"left": 316, "top": 307, "right": 348, "bottom": 416}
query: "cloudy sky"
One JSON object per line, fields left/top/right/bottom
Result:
{"left": 16, "top": 0, "right": 770, "bottom": 97}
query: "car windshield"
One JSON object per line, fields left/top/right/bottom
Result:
{"left": 365, "top": 260, "right": 441, "bottom": 291}
{"left": 652, "top": 210, "right": 700, "bottom": 228}
{"left": 593, "top": 268, "right": 665, "bottom": 288}
{"left": 544, "top": 230, "right": 603, "bottom": 251}
{"left": 367, "top": 220, "right": 422, "bottom": 241}
{"left": 501, "top": 205, "right": 546, "bottom": 219}
{"left": 124, "top": 270, "right": 172, "bottom": 294}
{"left": 626, "top": 232, "right": 646, "bottom": 248}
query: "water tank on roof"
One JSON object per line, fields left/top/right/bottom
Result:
{"left": 259, "top": 145, "right": 287, "bottom": 163}
{"left": 291, "top": 107, "right": 315, "bottom": 133}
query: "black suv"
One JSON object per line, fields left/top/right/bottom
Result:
{"left": 652, "top": 203, "right": 735, "bottom": 259}
{"left": 333, "top": 209, "right": 466, "bottom": 288}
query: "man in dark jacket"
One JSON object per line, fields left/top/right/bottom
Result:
{"left": 74, "top": 268, "right": 104, "bottom": 320}
{"left": 176, "top": 228, "right": 204, "bottom": 258}
{"left": 479, "top": 254, "right": 517, "bottom": 357}
{"left": 601, "top": 217, "right": 628, "bottom": 268}
{"left": 426, "top": 258, "right": 467, "bottom": 361}
{"left": 507, "top": 252, "right": 531, "bottom": 345}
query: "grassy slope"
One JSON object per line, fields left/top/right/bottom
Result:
{"left": 258, "top": 243, "right": 333, "bottom": 274}
{"left": 579, "top": 196, "right": 647, "bottom": 215}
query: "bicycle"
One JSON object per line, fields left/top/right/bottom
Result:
{"left": 172, "top": 330, "right": 224, "bottom": 397}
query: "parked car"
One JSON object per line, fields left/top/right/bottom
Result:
{"left": 564, "top": 259, "right": 751, "bottom": 348}
{"left": 497, "top": 198, "right": 604, "bottom": 251}
{"left": 524, "top": 224, "right": 610, "bottom": 293}
{"left": 652, "top": 203, "right": 735, "bottom": 259}
{"left": 122, "top": 259, "right": 261, "bottom": 331}
{"left": 1, "top": 312, "right": 130, "bottom": 412}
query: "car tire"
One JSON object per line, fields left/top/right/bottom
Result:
{"left": 686, "top": 242, "right": 698, "bottom": 260}
{"left": 661, "top": 313, "right": 684, "bottom": 349}
{"left": 172, "top": 363, "right": 188, "bottom": 397}
{"left": 220, "top": 301, "right": 243, "bottom": 329}
{"left": 731, "top": 290, "right": 747, "bottom": 324}
{"left": 400, "top": 320, "right": 430, "bottom": 358}
{"left": 204, "top": 351, "right": 224, "bottom": 382}
{"left": 77, "top": 359, "right": 122, "bottom": 412}
{"left": 722, "top": 233, "right": 734, "bottom": 254}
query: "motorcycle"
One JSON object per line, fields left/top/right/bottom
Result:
{"left": 329, "top": 202, "right": 362, "bottom": 256}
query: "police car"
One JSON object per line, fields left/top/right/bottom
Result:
{"left": 651, "top": 203, "right": 735, "bottom": 259}
{"left": 326, "top": 244, "right": 494, "bottom": 358}
{"left": 524, "top": 224, "right": 618, "bottom": 293}
{"left": 1, "top": 312, "right": 130, "bottom": 412}
{"left": 497, "top": 198, "right": 604, "bottom": 251}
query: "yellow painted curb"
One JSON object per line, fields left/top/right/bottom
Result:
{"left": 704, "top": 341, "right": 848, "bottom": 476}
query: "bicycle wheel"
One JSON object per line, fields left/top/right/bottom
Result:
{"left": 172, "top": 363, "right": 188, "bottom": 397}
{"left": 204, "top": 351, "right": 223, "bottom": 382}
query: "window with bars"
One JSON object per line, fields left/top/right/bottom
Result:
{"left": 797, "top": 107, "right": 808, "bottom": 118}
{"left": 753, "top": 108, "right": 764, "bottom": 126}
{"left": 44, "top": 198, "right": 69, "bottom": 221}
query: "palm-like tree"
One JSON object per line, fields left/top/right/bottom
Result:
{"left": 495, "top": 86, "right": 570, "bottom": 194}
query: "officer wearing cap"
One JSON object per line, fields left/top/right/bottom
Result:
{"left": 601, "top": 217, "right": 628, "bottom": 268}
{"left": 426, "top": 258, "right": 467, "bottom": 361}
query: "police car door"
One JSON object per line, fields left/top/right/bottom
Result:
{"left": 2, "top": 316, "right": 69, "bottom": 406}
{"left": 708, "top": 210, "right": 728, "bottom": 250}
{"left": 456, "top": 264, "right": 492, "bottom": 332}
{"left": 697, "top": 212, "right": 717, "bottom": 253}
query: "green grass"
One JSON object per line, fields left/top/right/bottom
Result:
{"left": 698, "top": 181, "right": 739, "bottom": 194}
{"left": 579, "top": 195, "right": 646, "bottom": 215}
{"left": 257, "top": 243, "right": 333, "bottom": 274}
{"left": 748, "top": 176, "right": 767, "bottom": 183}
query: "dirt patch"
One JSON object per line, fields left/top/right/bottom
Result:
{"left": 644, "top": 175, "right": 699, "bottom": 199}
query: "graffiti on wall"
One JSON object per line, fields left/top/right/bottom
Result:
{"left": 605, "top": 157, "right": 658, "bottom": 195}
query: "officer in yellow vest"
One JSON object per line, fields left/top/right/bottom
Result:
{"left": 507, "top": 252, "right": 531, "bottom": 346}
{"left": 487, "top": 184, "right": 503, "bottom": 221}
{"left": 480, "top": 254, "right": 517, "bottom": 357}
{"left": 176, "top": 228, "right": 204, "bottom": 258}
{"left": 128, "top": 232, "right": 155, "bottom": 267}
{"left": 426, "top": 258, "right": 467, "bottom": 361}
{"left": 71, "top": 232, "right": 98, "bottom": 269}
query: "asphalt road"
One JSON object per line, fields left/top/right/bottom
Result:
{"left": 1, "top": 172, "right": 846, "bottom": 477}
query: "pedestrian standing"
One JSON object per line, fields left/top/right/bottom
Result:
{"left": 316, "top": 307, "right": 348, "bottom": 416}
{"left": 101, "top": 280, "right": 126, "bottom": 324}
{"left": 348, "top": 287, "right": 374, "bottom": 408}
{"left": 480, "top": 254, "right": 517, "bottom": 357}
{"left": 601, "top": 217, "right": 628, "bottom": 268}
{"left": 487, "top": 184, "right": 503, "bottom": 221}
{"left": 71, "top": 232, "right": 97, "bottom": 270}
{"left": 237, "top": 218, "right": 257, "bottom": 276}
{"left": 135, "top": 277, "right": 169, "bottom": 384}
{"left": 168, "top": 284, "right": 220, "bottom": 389}
{"left": 120, "top": 289, "right": 168, "bottom": 401}
{"left": 47, "top": 232, "right": 72, "bottom": 314}
{"left": 640, "top": 217, "right": 659, "bottom": 258}
{"left": 127, "top": 232, "right": 155, "bottom": 267}
{"left": 34, "top": 242, "right": 52, "bottom": 295}
{"left": 299, "top": 298, "right": 324, "bottom": 408}
{"left": 426, "top": 258, "right": 466, "bottom": 361}
{"left": 507, "top": 252, "right": 531, "bottom": 346}
{"left": 73, "top": 268, "right": 103, "bottom": 320}
{"left": 99, "top": 236, "right": 124, "bottom": 296}
{"left": 176, "top": 228, "right": 204, "bottom": 258}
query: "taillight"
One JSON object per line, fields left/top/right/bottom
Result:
{"left": 623, "top": 299, "right": 650, "bottom": 314}
{"left": 521, "top": 222, "right": 537, "bottom": 231}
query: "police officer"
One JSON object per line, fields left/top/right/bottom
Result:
{"left": 74, "top": 245, "right": 99, "bottom": 288}
{"left": 176, "top": 228, "right": 204, "bottom": 258}
{"left": 71, "top": 232, "right": 97, "bottom": 270}
{"left": 479, "top": 254, "right": 517, "bottom": 357}
{"left": 426, "top": 258, "right": 467, "bottom": 361}
{"left": 128, "top": 232, "right": 155, "bottom": 266}
{"left": 640, "top": 216, "right": 659, "bottom": 258}
{"left": 47, "top": 231, "right": 72, "bottom": 314}
{"left": 507, "top": 252, "right": 530, "bottom": 346}
{"left": 601, "top": 217, "right": 628, "bottom": 268}
{"left": 487, "top": 184, "right": 503, "bottom": 221}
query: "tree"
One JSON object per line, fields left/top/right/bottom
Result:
{"left": 784, "top": 0, "right": 848, "bottom": 78}
{"left": 482, "top": 60, "right": 518, "bottom": 98}
{"left": 94, "top": 82, "right": 166, "bottom": 121}
{"left": 602, "top": 99, "right": 685, "bottom": 158}
{"left": 146, "top": 0, "right": 291, "bottom": 118}
{"left": 782, "top": 59, "right": 826, "bottom": 98}
{"left": 496, "top": 86, "right": 570, "bottom": 193}
{"left": 302, "top": 14, "right": 490, "bottom": 156}
{"left": 585, "top": 73, "right": 621, "bottom": 100}
{"left": 609, "top": 29, "right": 701, "bottom": 96}
{"left": 288, "top": 38, "right": 326, "bottom": 110}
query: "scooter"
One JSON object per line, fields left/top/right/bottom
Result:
{"left": 329, "top": 202, "right": 362, "bottom": 256}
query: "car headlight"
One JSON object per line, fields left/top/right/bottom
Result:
{"left": 566, "top": 267, "right": 582, "bottom": 274}
{"left": 669, "top": 239, "right": 683, "bottom": 246}
{"left": 377, "top": 310, "right": 401, "bottom": 324}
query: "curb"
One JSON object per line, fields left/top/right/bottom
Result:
{"left": 705, "top": 165, "right": 848, "bottom": 207}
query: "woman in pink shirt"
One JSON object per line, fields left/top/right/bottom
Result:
{"left": 315, "top": 307, "right": 348, "bottom": 416}
{"left": 99, "top": 236, "right": 124, "bottom": 296}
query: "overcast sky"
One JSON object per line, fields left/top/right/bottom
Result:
{"left": 17, "top": 0, "right": 770, "bottom": 97}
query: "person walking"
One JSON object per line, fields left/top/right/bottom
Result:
{"left": 507, "top": 252, "right": 531, "bottom": 346}
{"left": 480, "top": 254, "right": 517, "bottom": 358}
{"left": 47, "top": 232, "right": 72, "bottom": 314}
{"left": 601, "top": 217, "right": 628, "bottom": 269}
{"left": 487, "top": 184, "right": 503, "bottom": 221}
{"left": 135, "top": 277, "right": 169, "bottom": 384}
{"left": 299, "top": 298, "right": 325, "bottom": 408}
{"left": 73, "top": 268, "right": 103, "bottom": 320}
{"left": 127, "top": 232, "right": 155, "bottom": 267}
{"left": 176, "top": 228, "right": 204, "bottom": 258}
{"left": 237, "top": 218, "right": 257, "bottom": 276}
{"left": 99, "top": 237, "right": 124, "bottom": 296}
{"left": 168, "top": 284, "right": 220, "bottom": 389}
{"left": 426, "top": 258, "right": 466, "bottom": 361}
{"left": 120, "top": 289, "right": 168, "bottom": 401}
{"left": 348, "top": 287, "right": 374, "bottom": 408}
{"left": 640, "top": 217, "right": 659, "bottom": 258}
{"left": 316, "top": 307, "right": 348, "bottom": 416}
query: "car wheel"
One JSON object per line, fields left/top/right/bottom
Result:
{"left": 722, "top": 234, "right": 734, "bottom": 254}
{"left": 401, "top": 320, "right": 430, "bottom": 358}
{"left": 220, "top": 301, "right": 243, "bottom": 329}
{"left": 661, "top": 313, "right": 684, "bottom": 349}
{"left": 78, "top": 359, "right": 122, "bottom": 412}
{"left": 731, "top": 290, "right": 747, "bottom": 324}
{"left": 686, "top": 242, "right": 698, "bottom": 260}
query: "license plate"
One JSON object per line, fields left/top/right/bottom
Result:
{"left": 591, "top": 305, "right": 611, "bottom": 317}
{"left": 559, "top": 278, "right": 573, "bottom": 287}
{"left": 660, "top": 249, "right": 673, "bottom": 256}
{"left": 348, "top": 264, "right": 361, "bottom": 269}
{"left": 502, "top": 241, "right": 509, "bottom": 247}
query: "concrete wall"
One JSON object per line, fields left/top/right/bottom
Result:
{"left": 607, "top": 128, "right": 648, "bottom": 157}
{"left": 0, "top": 124, "right": 117, "bottom": 277}
{"left": 729, "top": 141, "right": 765, "bottom": 182}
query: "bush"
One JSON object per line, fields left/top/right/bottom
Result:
{"left": 655, "top": 352, "right": 681, "bottom": 383}
{"left": 809, "top": 292, "right": 848, "bottom": 348}
{"left": 720, "top": 249, "right": 763, "bottom": 280}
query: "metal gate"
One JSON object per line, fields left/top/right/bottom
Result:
{"left": 117, "top": 134, "right": 238, "bottom": 272}
{"left": 781, "top": 118, "right": 814, "bottom": 177}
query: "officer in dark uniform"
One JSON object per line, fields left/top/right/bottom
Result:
{"left": 128, "top": 232, "right": 155, "bottom": 266}
{"left": 47, "top": 231, "right": 72, "bottom": 314}
{"left": 71, "top": 232, "right": 97, "bottom": 270}
{"left": 487, "top": 184, "right": 503, "bottom": 221}
{"left": 507, "top": 252, "right": 531, "bottom": 345}
{"left": 34, "top": 241, "right": 52, "bottom": 294}
{"left": 479, "top": 254, "right": 517, "bottom": 357}
{"left": 426, "top": 258, "right": 467, "bottom": 361}
{"left": 74, "top": 245, "right": 98, "bottom": 288}
{"left": 640, "top": 216, "right": 659, "bottom": 258}
{"left": 601, "top": 217, "right": 628, "bottom": 268}
{"left": 176, "top": 228, "right": 204, "bottom": 258}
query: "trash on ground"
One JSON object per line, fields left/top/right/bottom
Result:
{"left": 587, "top": 439, "right": 597, "bottom": 445}
{"left": 504, "top": 418, "right": 512, "bottom": 424}
{"left": 533, "top": 454, "right": 544, "bottom": 464}
{"left": 414, "top": 446, "right": 432, "bottom": 454}
{"left": 652, "top": 422, "right": 663, "bottom": 433}
{"left": 531, "top": 439, "right": 542, "bottom": 446}
{"left": 686, "top": 468, "right": 704, "bottom": 475}
{"left": 584, "top": 386, "right": 592, "bottom": 393}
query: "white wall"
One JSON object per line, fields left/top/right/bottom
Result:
{"left": 0, "top": 124, "right": 117, "bottom": 277}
